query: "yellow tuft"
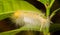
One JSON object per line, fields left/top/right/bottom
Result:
{"left": 13, "top": 11, "right": 22, "bottom": 18}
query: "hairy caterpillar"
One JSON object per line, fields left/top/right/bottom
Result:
{"left": 10, "top": 10, "right": 50, "bottom": 30}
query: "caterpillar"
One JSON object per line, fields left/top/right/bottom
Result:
{"left": 10, "top": 10, "right": 50, "bottom": 30}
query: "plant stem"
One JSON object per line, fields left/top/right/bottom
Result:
{"left": 43, "top": 33, "right": 50, "bottom": 35}
{"left": 46, "top": 0, "right": 55, "bottom": 18}
{"left": 46, "top": 7, "right": 50, "bottom": 18}
{"left": 50, "top": 8, "right": 60, "bottom": 19}
{"left": 43, "top": 27, "right": 50, "bottom": 35}
{"left": 49, "top": 0, "right": 55, "bottom": 8}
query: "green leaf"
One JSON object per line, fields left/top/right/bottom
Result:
{"left": 38, "top": 0, "right": 50, "bottom": 5}
{"left": 0, "top": 0, "right": 14, "bottom": 20}
{"left": 15, "top": 1, "right": 42, "bottom": 13}
{"left": 37, "top": 0, "right": 55, "bottom": 7}
{"left": 0, "top": 0, "right": 43, "bottom": 21}
{"left": 0, "top": 25, "right": 40, "bottom": 35}
{"left": 0, "top": 11, "right": 14, "bottom": 20}
{"left": 0, "top": 0, "right": 44, "bottom": 35}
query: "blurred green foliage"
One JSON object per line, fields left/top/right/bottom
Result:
{"left": 0, "top": 0, "right": 60, "bottom": 35}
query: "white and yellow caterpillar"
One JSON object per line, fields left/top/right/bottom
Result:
{"left": 11, "top": 10, "right": 50, "bottom": 31}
